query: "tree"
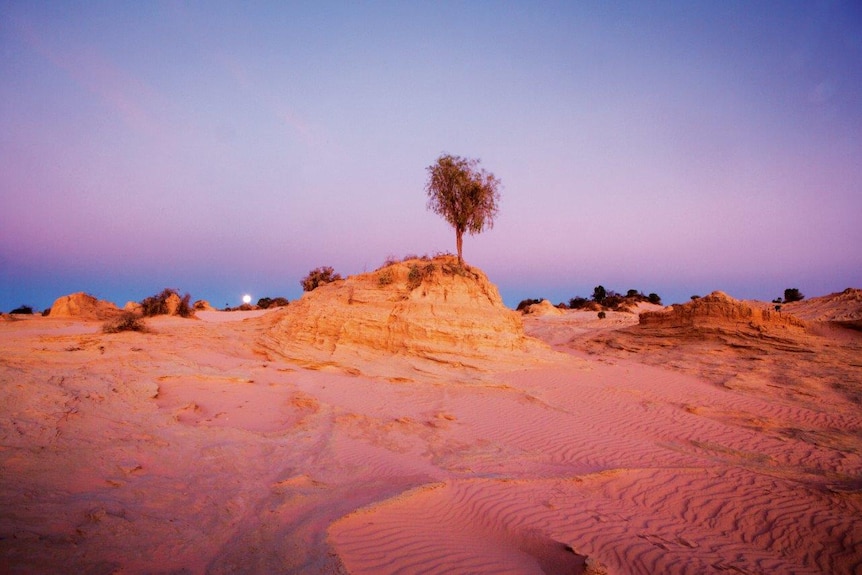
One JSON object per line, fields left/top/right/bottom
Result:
{"left": 425, "top": 154, "right": 501, "bottom": 265}
{"left": 784, "top": 288, "right": 804, "bottom": 303}
{"left": 592, "top": 285, "right": 606, "bottom": 304}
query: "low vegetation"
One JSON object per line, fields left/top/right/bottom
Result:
{"left": 377, "top": 268, "right": 395, "bottom": 287}
{"left": 373, "top": 254, "right": 464, "bottom": 291}
{"left": 140, "top": 288, "right": 194, "bottom": 318}
{"left": 301, "top": 266, "right": 342, "bottom": 292}
{"left": 256, "top": 297, "right": 289, "bottom": 309}
{"left": 783, "top": 288, "right": 804, "bottom": 303}
{"left": 516, "top": 298, "right": 543, "bottom": 312}
{"left": 519, "top": 286, "right": 662, "bottom": 313}
{"left": 103, "top": 311, "right": 148, "bottom": 333}
{"left": 407, "top": 262, "right": 436, "bottom": 290}
{"left": 10, "top": 305, "right": 34, "bottom": 315}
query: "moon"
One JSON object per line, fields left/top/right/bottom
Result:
{"left": 242, "top": 294, "right": 252, "bottom": 305}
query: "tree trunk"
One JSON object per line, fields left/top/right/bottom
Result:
{"left": 456, "top": 229, "right": 464, "bottom": 266}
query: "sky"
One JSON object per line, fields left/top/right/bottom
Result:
{"left": 2, "top": 1, "right": 861, "bottom": 311}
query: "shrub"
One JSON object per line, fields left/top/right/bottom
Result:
{"left": 407, "top": 263, "right": 435, "bottom": 290}
{"left": 691, "top": 295, "right": 701, "bottom": 300}
{"left": 377, "top": 268, "right": 395, "bottom": 287}
{"left": 516, "top": 298, "right": 543, "bottom": 312}
{"left": 177, "top": 293, "right": 193, "bottom": 317}
{"left": 568, "top": 297, "right": 589, "bottom": 309}
{"left": 103, "top": 312, "right": 148, "bottom": 333}
{"left": 257, "top": 297, "right": 289, "bottom": 309}
{"left": 140, "top": 288, "right": 194, "bottom": 317}
{"left": 598, "top": 311, "right": 606, "bottom": 319}
{"left": 404, "top": 253, "right": 431, "bottom": 262}
{"left": 10, "top": 305, "right": 34, "bottom": 315}
{"left": 648, "top": 293, "right": 662, "bottom": 305}
{"left": 593, "top": 285, "right": 606, "bottom": 304}
{"left": 784, "top": 288, "right": 804, "bottom": 303}
{"left": 301, "top": 266, "right": 342, "bottom": 292}
{"left": 603, "top": 294, "right": 624, "bottom": 309}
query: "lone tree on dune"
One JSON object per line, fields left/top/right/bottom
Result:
{"left": 425, "top": 153, "right": 501, "bottom": 265}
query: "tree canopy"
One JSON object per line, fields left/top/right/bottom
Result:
{"left": 425, "top": 154, "right": 501, "bottom": 265}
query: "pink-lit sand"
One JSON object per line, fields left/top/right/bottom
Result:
{"left": 1, "top": 305, "right": 860, "bottom": 573}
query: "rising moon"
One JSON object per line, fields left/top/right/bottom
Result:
{"left": 242, "top": 294, "right": 252, "bottom": 305}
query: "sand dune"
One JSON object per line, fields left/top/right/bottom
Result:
{"left": 2, "top": 282, "right": 861, "bottom": 573}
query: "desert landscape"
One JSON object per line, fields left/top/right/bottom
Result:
{"left": 1, "top": 256, "right": 860, "bottom": 574}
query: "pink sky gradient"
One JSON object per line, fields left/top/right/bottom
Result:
{"left": 2, "top": 2, "right": 861, "bottom": 310}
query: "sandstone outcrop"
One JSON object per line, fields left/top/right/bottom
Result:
{"left": 193, "top": 300, "right": 216, "bottom": 311}
{"left": 163, "top": 292, "right": 182, "bottom": 316}
{"left": 49, "top": 293, "right": 121, "bottom": 321}
{"left": 124, "top": 301, "right": 143, "bottom": 313}
{"left": 638, "top": 291, "right": 807, "bottom": 334}
{"left": 263, "top": 256, "right": 553, "bottom": 378}
{"left": 781, "top": 288, "right": 862, "bottom": 322}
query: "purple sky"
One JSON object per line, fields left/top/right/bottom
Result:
{"left": 2, "top": 1, "right": 861, "bottom": 311}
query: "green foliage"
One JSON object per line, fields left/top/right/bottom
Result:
{"left": 598, "top": 311, "right": 607, "bottom": 319}
{"left": 648, "top": 293, "right": 662, "bottom": 305}
{"left": 10, "top": 305, "right": 33, "bottom": 315}
{"left": 301, "top": 266, "right": 342, "bottom": 292}
{"left": 691, "top": 295, "right": 701, "bottom": 300}
{"left": 103, "top": 312, "right": 148, "bottom": 333}
{"left": 784, "top": 288, "right": 804, "bottom": 303}
{"left": 425, "top": 154, "right": 501, "bottom": 264}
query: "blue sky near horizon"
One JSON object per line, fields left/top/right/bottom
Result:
{"left": 2, "top": 1, "right": 861, "bottom": 311}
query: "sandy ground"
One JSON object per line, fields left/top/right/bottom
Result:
{"left": 1, "top": 308, "right": 860, "bottom": 574}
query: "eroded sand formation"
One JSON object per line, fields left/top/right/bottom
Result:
{"left": 48, "top": 292, "right": 121, "bottom": 321}
{"left": 263, "top": 256, "right": 554, "bottom": 380}
{"left": 2, "top": 275, "right": 861, "bottom": 574}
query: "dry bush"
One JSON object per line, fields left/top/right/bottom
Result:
{"left": 140, "top": 288, "right": 194, "bottom": 317}
{"left": 407, "top": 263, "right": 435, "bottom": 290}
{"left": 103, "top": 312, "right": 148, "bottom": 333}
{"left": 377, "top": 268, "right": 395, "bottom": 287}
{"left": 517, "top": 298, "right": 543, "bottom": 312}
{"left": 257, "top": 297, "right": 289, "bottom": 309}
{"left": 301, "top": 267, "right": 342, "bottom": 292}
